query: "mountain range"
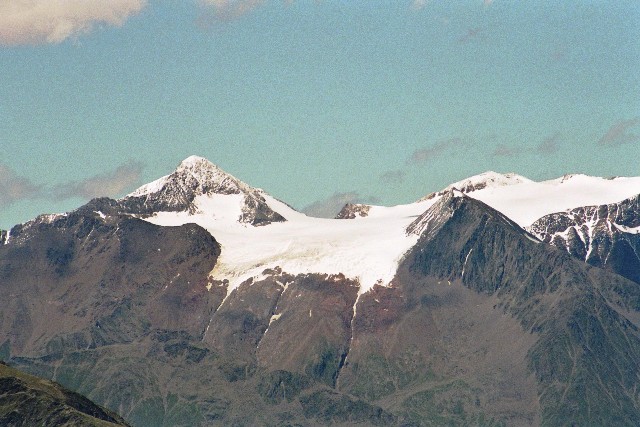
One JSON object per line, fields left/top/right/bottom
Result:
{"left": 1, "top": 156, "right": 640, "bottom": 426}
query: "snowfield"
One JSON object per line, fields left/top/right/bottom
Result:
{"left": 466, "top": 174, "right": 640, "bottom": 227}
{"left": 145, "top": 192, "right": 436, "bottom": 297}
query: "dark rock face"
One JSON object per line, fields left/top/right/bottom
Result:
{"left": 255, "top": 274, "right": 358, "bottom": 387}
{"left": 0, "top": 204, "right": 229, "bottom": 425}
{"left": 0, "top": 208, "right": 222, "bottom": 357}
{"left": 0, "top": 361, "right": 130, "bottom": 426}
{"left": 335, "top": 203, "right": 371, "bottom": 219}
{"left": 529, "top": 194, "right": 640, "bottom": 284}
{"left": 403, "top": 193, "right": 640, "bottom": 425}
{"left": 0, "top": 201, "right": 377, "bottom": 426}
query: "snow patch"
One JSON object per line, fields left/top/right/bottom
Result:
{"left": 614, "top": 223, "right": 640, "bottom": 234}
{"left": 462, "top": 249, "right": 473, "bottom": 278}
{"left": 144, "top": 192, "right": 429, "bottom": 297}
{"left": 128, "top": 174, "right": 169, "bottom": 197}
{"left": 269, "top": 313, "right": 282, "bottom": 324}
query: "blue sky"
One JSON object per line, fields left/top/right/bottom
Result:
{"left": 1, "top": 0, "right": 639, "bottom": 227}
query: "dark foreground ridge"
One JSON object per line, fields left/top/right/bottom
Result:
{"left": 0, "top": 361, "right": 130, "bottom": 426}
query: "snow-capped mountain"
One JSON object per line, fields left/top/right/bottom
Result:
{"left": 109, "top": 159, "right": 640, "bottom": 298}
{"left": 3, "top": 156, "right": 640, "bottom": 425}
{"left": 345, "top": 170, "right": 640, "bottom": 228}
{"left": 122, "top": 155, "right": 286, "bottom": 226}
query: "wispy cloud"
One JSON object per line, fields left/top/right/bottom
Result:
{"left": 408, "top": 138, "right": 462, "bottom": 165}
{"left": 0, "top": 161, "right": 143, "bottom": 210}
{"left": 458, "top": 27, "right": 483, "bottom": 44}
{"left": 199, "top": 0, "right": 266, "bottom": 22}
{"left": 0, "top": 0, "right": 147, "bottom": 46}
{"left": 0, "top": 164, "right": 41, "bottom": 208}
{"left": 491, "top": 144, "right": 521, "bottom": 158}
{"left": 492, "top": 134, "right": 561, "bottom": 158}
{"left": 598, "top": 118, "right": 640, "bottom": 146}
{"left": 380, "top": 170, "right": 405, "bottom": 185}
{"left": 483, "top": 0, "right": 494, "bottom": 7}
{"left": 53, "top": 161, "right": 144, "bottom": 200}
{"left": 536, "top": 133, "right": 560, "bottom": 155}
{"left": 302, "top": 192, "right": 380, "bottom": 219}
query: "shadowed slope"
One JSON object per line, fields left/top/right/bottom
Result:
{"left": 0, "top": 361, "right": 130, "bottom": 426}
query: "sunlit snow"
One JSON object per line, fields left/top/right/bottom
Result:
{"left": 467, "top": 174, "right": 640, "bottom": 227}
{"left": 145, "top": 193, "right": 436, "bottom": 296}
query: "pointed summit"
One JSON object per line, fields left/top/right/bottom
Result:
{"left": 130, "top": 155, "right": 249, "bottom": 199}
{"left": 123, "top": 156, "right": 286, "bottom": 226}
{"left": 178, "top": 154, "right": 211, "bottom": 167}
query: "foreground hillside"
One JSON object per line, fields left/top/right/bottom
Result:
{"left": 0, "top": 361, "right": 130, "bottom": 426}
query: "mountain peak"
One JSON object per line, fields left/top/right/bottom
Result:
{"left": 407, "top": 189, "right": 533, "bottom": 241}
{"left": 418, "top": 171, "right": 532, "bottom": 202}
{"left": 179, "top": 154, "right": 211, "bottom": 167}
{"left": 129, "top": 156, "right": 247, "bottom": 199}
{"left": 407, "top": 190, "right": 467, "bottom": 236}
{"left": 445, "top": 171, "right": 532, "bottom": 193}
{"left": 122, "top": 156, "right": 286, "bottom": 226}
{"left": 175, "top": 155, "right": 231, "bottom": 180}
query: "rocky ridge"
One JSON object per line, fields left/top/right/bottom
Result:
{"left": 529, "top": 194, "right": 640, "bottom": 284}
{"left": 334, "top": 203, "right": 371, "bottom": 219}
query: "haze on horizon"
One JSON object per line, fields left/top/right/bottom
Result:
{"left": 0, "top": 0, "right": 638, "bottom": 229}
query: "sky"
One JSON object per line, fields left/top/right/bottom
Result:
{"left": 1, "top": 0, "right": 639, "bottom": 228}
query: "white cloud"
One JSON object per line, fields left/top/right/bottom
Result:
{"left": 0, "top": 0, "right": 147, "bottom": 46}
{"left": 199, "top": 0, "right": 265, "bottom": 21}
{"left": 0, "top": 161, "right": 144, "bottom": 210}
{"left": 53, "top": 161, "right": 144, "bottom": 199}
{"left": 0, "top": 164, "right": 41, "bottom": 208}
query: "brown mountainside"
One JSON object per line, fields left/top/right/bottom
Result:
{"left": 0, "top": 193, "right": 640, "bottom": 425}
